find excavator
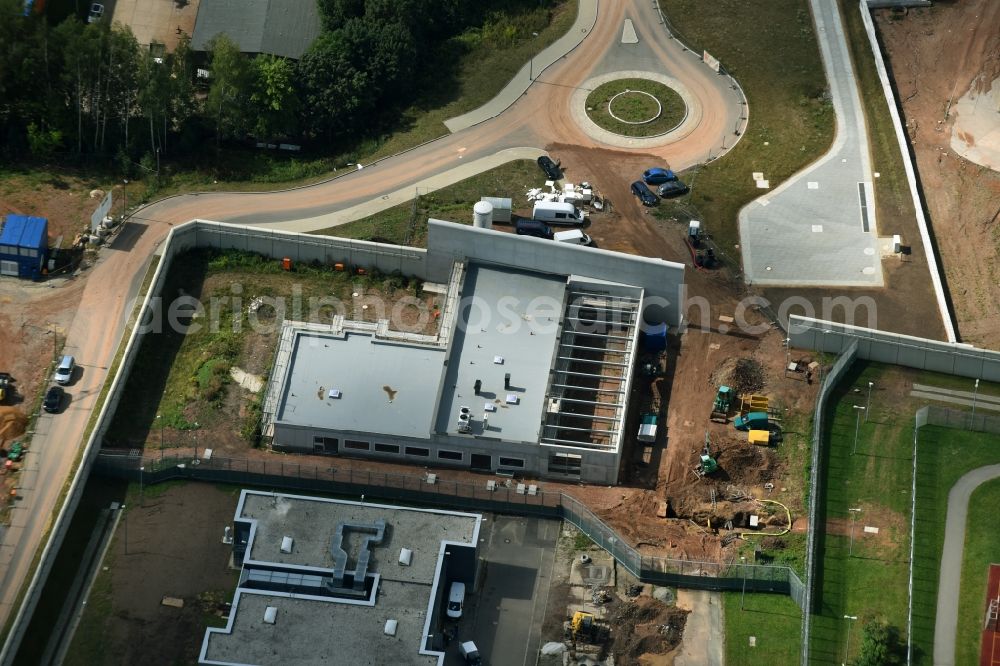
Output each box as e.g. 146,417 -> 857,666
710,385 -> 731,423
694,432 -> 719,477
566,611 -> 609,655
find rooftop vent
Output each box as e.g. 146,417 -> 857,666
384,619 -> 398,636
264,606 -> 277,624
328,389 -> 342,399
399,548 -> 413,566
280,536 -> 294,554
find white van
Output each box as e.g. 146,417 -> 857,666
532,201 -> 586,226
554,229 -> 592,245
446,581 -> 466,619
54,355 -> 75,385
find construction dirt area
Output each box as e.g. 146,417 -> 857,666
875,1 -> 1000,349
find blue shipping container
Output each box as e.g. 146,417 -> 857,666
0,214 -> 48,279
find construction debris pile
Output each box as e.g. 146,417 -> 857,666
526,181 -> 605,211
606,598 -> 688,664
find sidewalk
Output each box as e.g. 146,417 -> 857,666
246,147 -> 545,233
443,0 -> 600,133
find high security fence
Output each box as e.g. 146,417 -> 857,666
800,340 -> 859,664
916,404 -> 1000,436
94,451 -> 805,605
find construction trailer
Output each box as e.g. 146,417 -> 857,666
0,215 -> 48,278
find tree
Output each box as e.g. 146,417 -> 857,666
852,620 -> 904,666
205,34 -> 252,147
249,55 -> 298,139
297,31 -> 371,139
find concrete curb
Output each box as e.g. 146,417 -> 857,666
858,2 -> 956,342
251,147 -> 547,233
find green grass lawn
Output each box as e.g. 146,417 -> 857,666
313,160 -> 541,246
955,480 -> 1000,666
585,78 -> 686,137
656,0 -> 834,253
810,361 -> 1000,665
724,591 -> 802,665
910,426 -> 1000,664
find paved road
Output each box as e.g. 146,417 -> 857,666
0,1 -> 739,655
933,465 -> 1000,666
739,0 -> 882,288
674,589 -> 724,666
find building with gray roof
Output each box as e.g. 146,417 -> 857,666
258,220 -> 685,484
200,490 -> 481,665
191,0 -> 321,59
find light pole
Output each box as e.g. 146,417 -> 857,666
139,466 -> 144,508
157,414 -> 163,463
122,503 -> 128,555
193,422 -> 199,460
852,406 -> 866,455
971,378 -> 980,428
121,179 -> 128,219
843,614 -> 858,665
865,382 -> 874,421
848,507 -> 862,556
740,556 -> 748,610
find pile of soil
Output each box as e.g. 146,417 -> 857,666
708,357 -> 766,396
0,407 -> 28,443
607,597 -> 689,663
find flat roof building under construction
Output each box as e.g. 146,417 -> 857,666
260,223 -> 684,485
200,490 -> 482,666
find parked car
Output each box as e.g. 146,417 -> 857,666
43,386 -> 64,413
630,181 -> 658,207
87,2 -> 104,22
554,229 -> 592,245
54,355 -> 75,385
642,167 -> 677,185
657,180 -> 690,198
537,155 -> 562,181
515,219 -> 554,239
447,582 -> 466,619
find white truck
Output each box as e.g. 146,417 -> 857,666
531,201 -> 586,226
553,229 -> 592,245
459,640 -> 482,665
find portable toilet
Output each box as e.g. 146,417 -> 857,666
642,322 -> 668,353
0,215 -> 48,278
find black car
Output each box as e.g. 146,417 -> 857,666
43,385 -> 64,413
537,155 -> 562,180
515,219 -> 554,239
657,180 -> 690,198
630,181 -> 658,207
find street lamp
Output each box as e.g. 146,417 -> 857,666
122,503 -> 128,555
193,422 -> 199,460
971,378 -> 980,428
121,179 -> 128,219
848,507 -> 862,556
865,382 -> 874,421
740,556 -> 748,610
843,614 -> 858,665
852,406 -> 866,455
157,414 -> 163,463
139,466 -> 145,508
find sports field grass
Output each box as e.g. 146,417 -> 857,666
723,591 -> 802,665
809,360 -> 1000,665
910,427 -> 1000,663
955,480 -> 1000,666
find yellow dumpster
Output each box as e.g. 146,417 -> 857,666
748,430 -> 770,446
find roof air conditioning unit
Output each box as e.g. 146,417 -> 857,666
398,548 -> 413,566
280,536 -> 293,553
264,606 -> 277,624
384,619 -> 398,636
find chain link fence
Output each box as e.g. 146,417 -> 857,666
917,404 -> 1000,435
800,340 -> 859,664
97,451 -> 805,603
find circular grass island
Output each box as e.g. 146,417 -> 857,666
585,78 -> 687,137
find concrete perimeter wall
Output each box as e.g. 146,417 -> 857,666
426,220 -> 686,326
789,315 -> 1000,381
857,1 -> 955,342
189,220 -> 427,277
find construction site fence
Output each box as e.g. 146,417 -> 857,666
800,340 -> 860,665
93,451 -> 805,604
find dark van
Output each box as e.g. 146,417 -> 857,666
515,219 -> 553,239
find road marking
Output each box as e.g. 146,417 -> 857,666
858,182 -> 870,232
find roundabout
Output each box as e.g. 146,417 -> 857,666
572,71 -> 703,149
586,78 -> 687,137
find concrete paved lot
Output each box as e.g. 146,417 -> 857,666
738,0 -> 883,288
444,515 -> 560,666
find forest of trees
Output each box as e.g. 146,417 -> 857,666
0,0 -> 556,170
